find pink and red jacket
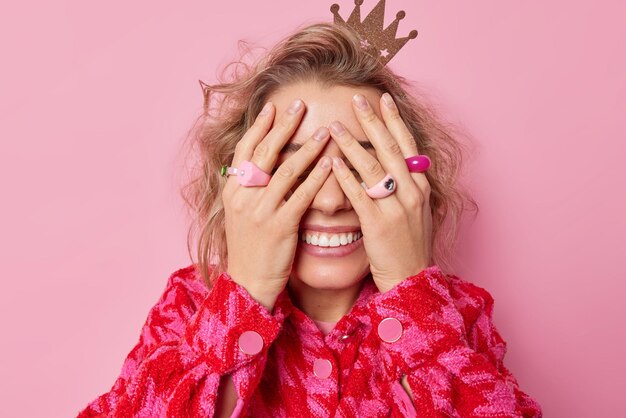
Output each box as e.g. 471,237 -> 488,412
77,264 -> 542,417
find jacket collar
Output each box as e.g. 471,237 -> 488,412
272,275 -> 380,338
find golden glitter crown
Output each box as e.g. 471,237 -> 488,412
330,0 -> 418,65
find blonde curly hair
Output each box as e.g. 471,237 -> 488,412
179,22 -> 478,287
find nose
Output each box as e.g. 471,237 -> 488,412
309,169 -> 353,215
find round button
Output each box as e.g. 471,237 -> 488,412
238,330 -> 264,355
378,317 -> 403,343
313,358 -> 333,379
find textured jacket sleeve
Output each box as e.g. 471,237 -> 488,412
367,265 -> 543,418
76,268 -> 286,418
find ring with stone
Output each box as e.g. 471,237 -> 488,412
361,173 -> 396,199
221,160 -> 271,187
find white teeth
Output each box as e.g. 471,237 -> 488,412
318,235 -> 329,247
301,231 -> 362,247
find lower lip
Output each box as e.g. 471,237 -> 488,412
298,235 -> 364,257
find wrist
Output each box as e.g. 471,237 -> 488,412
373,264 -> 430,293
368,265 -> 463,373
186,272 -> 286,375
247,287 -> 279,312
226,272 -> 281,312
373,280 -> 397,294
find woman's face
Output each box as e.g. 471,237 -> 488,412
268,81 -> 383,291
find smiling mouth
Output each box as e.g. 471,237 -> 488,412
299,230 -> 363,247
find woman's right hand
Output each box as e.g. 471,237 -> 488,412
222,99 -> 332,312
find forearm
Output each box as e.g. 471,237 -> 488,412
78,271 -> 286,417
369,265 -> 542,417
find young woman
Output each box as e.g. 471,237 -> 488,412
77,22 -> 542,417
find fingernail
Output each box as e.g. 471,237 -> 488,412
320,156 -> 331,168
382,93 -> 396,110
313,127 -> 329,141
332,157 -> 345,168
288,99 -> 303,114
329,121 -> 345,135
259,102 -> 272,115
352,94 -> 369,110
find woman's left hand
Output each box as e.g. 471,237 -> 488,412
328,92 -> 433,293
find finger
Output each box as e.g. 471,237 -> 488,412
226,101 -> 275,192
329,120 -> 408,210
265,127 -> 331,206
380,92 -> 431,193
231,101 -> 275,168
379,93 -> 419,157
351,93 -> 424,207
249,98 -> 306,173
280,155 -> 332,217
352,94 -> 414,175
329,155 -> 378,218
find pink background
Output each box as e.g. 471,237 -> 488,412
1,0 -> 624,416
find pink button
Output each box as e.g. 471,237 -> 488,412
313,358 -> 333,379
378,317 -> 403,343
238,330 -> 264,355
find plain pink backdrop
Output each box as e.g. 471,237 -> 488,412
1,0 -> 624,416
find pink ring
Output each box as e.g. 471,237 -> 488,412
234,160 -> 271,187
405,155 -> 431,173
362,173 -> 396,199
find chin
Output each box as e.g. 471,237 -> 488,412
290,244 -> 371,290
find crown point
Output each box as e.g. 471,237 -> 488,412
330,0 -> 418,65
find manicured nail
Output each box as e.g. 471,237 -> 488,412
288,99 -> 303,114
320,156 -> 331,168
259,102 -> 272,115
332,157 -> 345,168
329,121 -> 345,135
352,94 -> 369,110
382,93 -> 396,110
313,127 -> 330,141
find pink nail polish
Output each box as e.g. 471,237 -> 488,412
352,94 -> 369,110
313,127 -> 329,141
259,102 -> 272,115
332,157 -> 345,168
382,93 -> 396,109
330,121 -> 345,135
288,99 -> 303,114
